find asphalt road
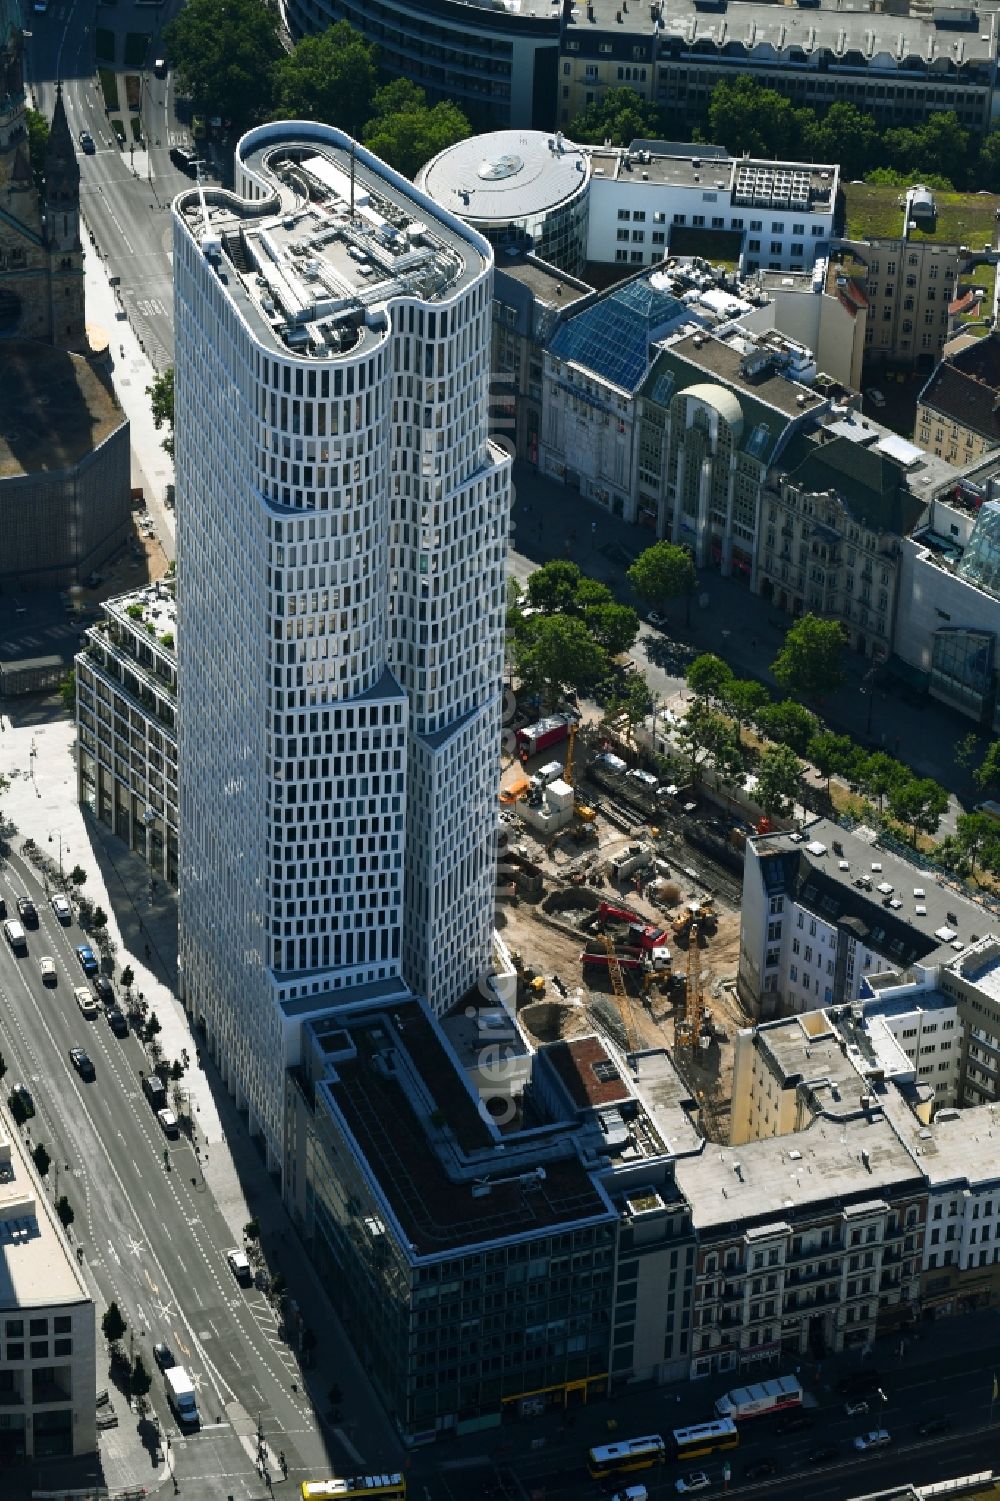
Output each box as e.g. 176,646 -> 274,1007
25,0 -> 188,371
0,848 -> 337,1495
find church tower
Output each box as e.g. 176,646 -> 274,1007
43,83 -> 84,348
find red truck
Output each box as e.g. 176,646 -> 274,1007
516,715 -> 570,760
581,940 -> 670,973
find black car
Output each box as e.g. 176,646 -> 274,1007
152,1341 -> 175,1371
808,1445 -> 839,1465
0,896 -> 6,919
916,1417 -> 952,1438
93,975 -> 115,1007
69,1046 -> 96,1081
170,145 -> 199,175
776,1412 -> 813,1434
17,897 -> 38,927
107,1008 -> 128,1038
743,1458 -> 778,1482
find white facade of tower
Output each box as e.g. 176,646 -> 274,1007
173,123 -> 510,1166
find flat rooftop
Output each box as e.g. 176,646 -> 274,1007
176,127 -> 487,361
0,1113 -> 89,1309
419,130 -> 590,225
105,582 -> 176,656
947,936 -> 1000,1002
495,253 -> 593,307
586,146 -> 837,209
675,1108 -> 922,1231
886,1095 -> 1000,1189
754,817 -> 994,968
844,183 -> 1000,246
0,342 -> 126,480
754,1013 -> 862,1101
322,1001 -> 613,1256
662,329 -> 823,418
544,1035 -> 632,1111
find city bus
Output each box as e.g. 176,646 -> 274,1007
672,1418 -> 740,1462
300,1477 -> 406,1500
586,1434 -> 667,1479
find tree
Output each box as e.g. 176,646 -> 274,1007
59,669 -> 76,713
31,1142 -> 50,1179
802,101 -> 880,182
980,129 -> 1000,193
91,906 -> 108,929
131,1354 -> 152,1400
628,541 -> 697,622
888,777 -> 950,842
146,367 -> 175,460
771,614 -> 845,698
244,1217 -> 261,1241
678,701 -> 743,780
755,700 -> 818,756
515,615 -> 608,709
25,108 -> 49,193
955,811 -> 1000,874
569,86 -> 663,147
708,76 -> 805,158
583,602 -> 639,657
7,1088 -> 29,1127
854,750 -> 908,811
55,1195 -> 74,1231
954,731 -> 982,773
755,743 -> 803,819
604,673 -> 654,746
102,1302 -> 127,1345
69,865 -> 87,887
883,111 -> 969,183
686,653 -> 732,707
120,965 -> 135,991
807,731 -> 856,795
162,0 -> 283,129
272,22 -> 378,135
363,81 -> 470,178
721,679 -> 769,742
975,741 -> 1000,792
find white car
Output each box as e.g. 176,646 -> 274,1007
676,1475 -> 711,1495
50,893 -> 71,922
39,956 -> 57,985
226,1248 -> 252,1285
157,1109 -> 179,1139
853,1430 -> 891,1451
845,1399 -> 869,1417
74,985 -> 98,1018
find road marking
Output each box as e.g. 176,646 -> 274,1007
107,1240 -> 121,1266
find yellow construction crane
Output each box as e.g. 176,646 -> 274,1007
564,721 -> 577,787
676,921 -> 703,1049
603,932 -> 639,1054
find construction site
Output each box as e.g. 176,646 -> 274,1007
496,710 -> 758,1145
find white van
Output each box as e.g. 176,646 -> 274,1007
3,919 -> 27,953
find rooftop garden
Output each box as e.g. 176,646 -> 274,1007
844,183 -> 1000,247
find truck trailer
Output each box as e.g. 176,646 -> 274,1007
516,716 -> 570,760
715,1375 -> 803,1421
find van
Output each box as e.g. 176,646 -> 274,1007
141,1072 -> 167,1109
3,919 -> 27,953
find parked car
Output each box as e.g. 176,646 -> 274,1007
69,1047 -> 95,1080
74,986 -> 98,1019
153,1341 -> 175,1371
107,1007 -> 129,1038
226,1248 -> 252,1285
9,1083 -> 34,1118
157,1109 -> 180,1139
611,1488 -> 648,1501
51,893 -> 71,922
93,975 -> 115,1007
916,1417 -> 952,1438
170,144 -> 199,175
676,1476 -> 711,1495
75,944 -> 98,975
853,1430 -> 891,1452
743,1458 -> 777,1481
3,919 -> 27,953
17,897 -> 38,927
865,388 -> 886,407
39,956 -> 57,986
807,1445 -> 838,1465
845,1400 -> 869,1417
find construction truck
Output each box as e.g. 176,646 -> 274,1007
674,898 -> 717,941
516,715 -> 570,760
581,940 -> 670,974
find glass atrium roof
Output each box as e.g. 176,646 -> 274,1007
549,277 -> 688,392
956,499 -> 1000,601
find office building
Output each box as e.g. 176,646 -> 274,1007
173,124 -> 510,1169
284,0 -> 562,131
916,333 -> 1000,463
0,1108 -> 96,1462
75,581 -> 179,885
559,0 -> 1000,136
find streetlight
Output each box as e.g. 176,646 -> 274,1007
47,828 -> 67,884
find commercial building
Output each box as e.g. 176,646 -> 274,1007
739,257 -> 868,393
0,1108 -> 96,1462
417,130 -> 591,277
559,0 -> 1000,136
285,0 -> 562,131
173,124 -> 510,1169
837,183 -> 999,369
737,816 -> 990,1021
916,333 -> 1000,463
75,581 -> 178,885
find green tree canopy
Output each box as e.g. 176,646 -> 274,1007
604,672 -> 654,745
131,1354 -> 152,1399
31,1142 -> 50,1179
883,112 -> 970,182
854,750 -> 908,810
685,653 -> 732,706
802,102 -> 879,182
755,700 -> 818,756
525,559 -> 584,614
807,730 -> 856,794
102,1302 -> 127,1345
755,743 -> 803,818
888,777 -> 949,841
272,22 -> 378,134
955,811 -> 1000,874
707,76 -> 805,158
515,615 -> 608,708
627,541 -> 697,615
163,0 -> 283,128
363,81 -> 470,178
721,678 -> 770,740
568,86 -> 663,147
678,700 -> 743,780
979,130 -> 1000,193
26,108 -> 49,193
975,741 -> 1000,791
147,367 -> 174,460
583,602 -> 640,657
771,614 -> 845,698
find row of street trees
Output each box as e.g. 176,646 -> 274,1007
569,77 -> 998,192
162,6 -> 471,176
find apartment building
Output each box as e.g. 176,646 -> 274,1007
939,937 -> 1000,1107
558,0 -> 1000,136
738,817 -> 988,1021
75,581 -> 178,885
739,258 -> 868,393
173,125 -> 510,1169
916,334 -> 1000,463
837,183 -> 998,369
756,421 -> 928,660
0,1109 -> 95,1462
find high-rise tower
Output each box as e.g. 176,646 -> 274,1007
174,124 -> 510,1168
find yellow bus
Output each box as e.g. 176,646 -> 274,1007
586,1434 -> 666,1479
300,1476 -> 406,1500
